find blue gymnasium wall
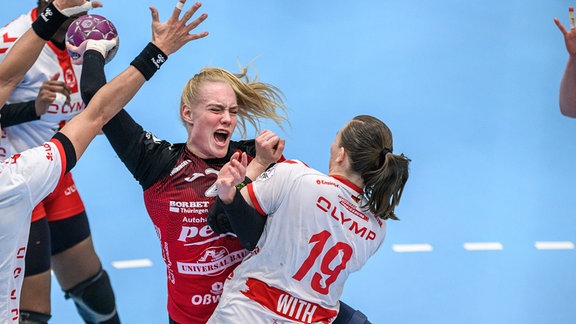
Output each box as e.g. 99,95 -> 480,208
3,1 -> 576,323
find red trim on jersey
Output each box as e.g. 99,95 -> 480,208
330,174 -> 362,194
241,277 -> 337,323
49,138 -> 67,181
247,183 -> 266,216
31,7 -> 38,21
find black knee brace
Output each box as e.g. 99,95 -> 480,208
64,269 -> 120,324
19,310 -> 51,324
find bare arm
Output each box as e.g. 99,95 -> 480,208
0,0 -> 101,108
555,10 -> 576,117
60,0 -> 208,161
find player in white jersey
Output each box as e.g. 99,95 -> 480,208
209,115 -> 411,323
0,1 -> 119,322
0,1 -> 209,322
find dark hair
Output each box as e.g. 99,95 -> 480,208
339,115 -> 410,220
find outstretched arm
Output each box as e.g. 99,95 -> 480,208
0,0 -> 101,108
59,0 -> 208,161
555,7 -> 576,117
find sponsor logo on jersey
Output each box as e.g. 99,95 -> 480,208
170,159 -> 191,176
317,196 -> 377,241
257,165 -> 276,181
315,179 -> 339,188
64,184 -> 77,196
46,100 -> 84,115
177,247 -> 247,276
338,195 -> 368,221
241,278 -> 337,323
189,281 -> 225,306
169,200 -> 209,214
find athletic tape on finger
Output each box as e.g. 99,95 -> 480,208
60,2 -> 95,17
54,92 -> 67,106
176,2 -> 184,10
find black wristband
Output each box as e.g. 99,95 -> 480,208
130,42 -> 168,81
31,3 -> 69,41
235,176 -> 252,190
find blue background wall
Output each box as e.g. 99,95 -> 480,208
3,1 -> 576,323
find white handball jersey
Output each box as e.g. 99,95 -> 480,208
0,139 -> 67,322
208,160 -> 386,324
0,8 -> 84,154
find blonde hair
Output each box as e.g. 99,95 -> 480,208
180,64 -> 288,137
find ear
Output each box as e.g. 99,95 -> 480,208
335,146 -> 346,163
181,104 -> 193,124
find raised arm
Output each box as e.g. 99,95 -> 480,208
0,0 -> 101,108
59,0 -> 208,161
555,7 -> 576,118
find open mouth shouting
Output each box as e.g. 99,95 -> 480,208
214,130 -> 230,146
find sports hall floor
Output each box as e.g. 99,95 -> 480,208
3,1 -> 576,323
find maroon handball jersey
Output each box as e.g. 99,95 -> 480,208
102,110 -> 257,323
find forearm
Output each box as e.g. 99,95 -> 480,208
219,189 -> 266,251
80,50 -> 107,105
0,29 -> 46,106
559,55 -> 576,117
0,101 -> 38,127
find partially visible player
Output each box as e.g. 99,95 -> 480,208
555,6 -> 576,117
208,115 -> 410,323
0,0 -> 208,322
0,1 -> 121,322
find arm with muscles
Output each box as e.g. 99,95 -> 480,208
0,0 -> 101,108
1,74 -> 70,127
555,9 -> 576,117
60,0 -> 208,161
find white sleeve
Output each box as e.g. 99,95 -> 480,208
1,141 -> 65,208
248,160 -> 304,215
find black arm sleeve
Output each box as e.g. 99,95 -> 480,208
218,190 -> 266,251
80,50 -> 107,105
0,101 -> 38,127
102,110 -> 181,190
52,132 -> 77,174
82,48 -> 178,190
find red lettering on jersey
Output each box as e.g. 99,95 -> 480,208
10,289 -> 17,300
11,308 -> 18,321
13,267 -> 22,279
16,247 -> 25,259
241,278 -> 337,323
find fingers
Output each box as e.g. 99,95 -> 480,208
149,6 -> 159,24
555,18 -> 568,35
276,139 -> 286,155
49,73 -> 60,81
172,0 -> 187,20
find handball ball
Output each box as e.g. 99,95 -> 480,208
66,14 -> 119,64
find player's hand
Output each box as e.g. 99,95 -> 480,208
53,0 -> 102,17
254,129 -> 285,169
149,0 -> 209,56
36,73 -> 70,116
555,7 -> 576,56
216,152 -> 248,204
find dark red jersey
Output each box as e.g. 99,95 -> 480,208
102,110 -> 257,323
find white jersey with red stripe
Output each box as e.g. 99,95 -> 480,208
0,139 -> 66,322
208,160 -> 386,324
0,8 -> 84,154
